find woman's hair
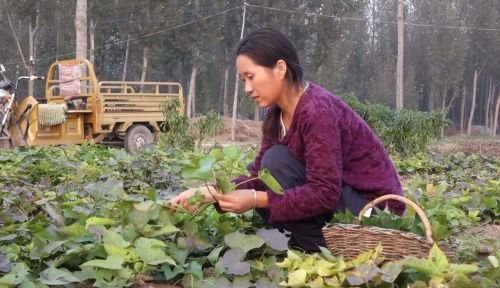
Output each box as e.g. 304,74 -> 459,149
236,27 -> 303,143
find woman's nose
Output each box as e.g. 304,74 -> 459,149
244,82 -> 253,94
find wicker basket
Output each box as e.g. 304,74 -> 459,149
322,194 -> 450,261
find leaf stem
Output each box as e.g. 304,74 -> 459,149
233,176 -> 259,188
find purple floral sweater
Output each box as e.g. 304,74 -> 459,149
233,83 -> 405,223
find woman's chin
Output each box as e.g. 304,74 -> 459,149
255,101 -> 271,108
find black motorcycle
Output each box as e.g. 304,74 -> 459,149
0,64 -> 44,142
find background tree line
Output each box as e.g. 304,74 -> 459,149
0,0 -> 498,135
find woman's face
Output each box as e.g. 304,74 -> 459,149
236,55 -> 286,108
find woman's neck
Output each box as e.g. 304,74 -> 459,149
277,82 -> 304,123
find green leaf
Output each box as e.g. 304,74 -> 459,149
184,261 -> 203,280
181,154 -> 217,181
449,263 -> 477,274
429,244 -> 449,271
403,257 -> 437,276
287,250 -> 306,261
380,261 -> 403,283
319,246 -> 337,262
39,267 -> 80,285
165,242 -> 188,265
81,255 -> 124,270
187,190 -> 206,206
317,259 -> 336,277
430,220 -> 451,241
308,277 -> 326,288
162,264 -> 184,280
134,237 -> 176,266
488,255 -> 499,268
103,244 -> 139,262
57,222 -> 88,238
103,231 -> 130,248
223,146 -> 241,158
85,217 -> 115,229
147,188 -> 157,202
149,224 -> 180,237
84,179 -> 126,201
132,201 -> 154,212
258,169 -> 284,195
286,268 -> 307,287
216,175 -> 237,194
207,246 -> 224,265
484,197 -> 498,209
0,263 -> 28,286
224,232 -> 265,255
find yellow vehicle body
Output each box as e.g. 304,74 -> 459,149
6,59 -> 184,154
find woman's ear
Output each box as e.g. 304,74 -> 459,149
274,59 -> 287,80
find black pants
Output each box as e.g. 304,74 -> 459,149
254,145 -> 370,252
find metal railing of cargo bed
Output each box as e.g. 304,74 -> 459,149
98,81 -> 183,114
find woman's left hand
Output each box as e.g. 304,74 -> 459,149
212,189 -> 257,214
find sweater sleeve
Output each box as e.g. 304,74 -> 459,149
266,108 -> 342,223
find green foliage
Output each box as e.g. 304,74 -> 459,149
159,100 -> 195,150
193,111 -> 223,149
341,92 -> 450,155
0,144 -> 498,287
277,243 -> 478,287
160,101 -> 224,151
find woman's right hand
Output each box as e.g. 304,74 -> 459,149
167,186 -> 217,213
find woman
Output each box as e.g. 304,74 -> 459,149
170,28 -> 405,252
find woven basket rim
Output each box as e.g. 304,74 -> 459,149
322,223 -> 431,243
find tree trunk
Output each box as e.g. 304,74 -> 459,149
186,67 -> 197,118
488,85 -> 500,128
122,13 -> 133,81
122,38 -> 130,81
75,0 -> 88,60
484,78 -> 492,128
217,67 -> 225,114
140,46 -> 148,92
28,13 -> 39,97
5,0 -> 28,70
222,51 -> 230,117
89,0 -> 96,66
254,106 -> 260,121
440,84 -> 448,138
460,84 -> 466,131
89,18 -> 96,67
428,85 -> 435,111
396,0 -> 404,110
192,75 -> 196,118
493,91 -> 500,137
56,14 -> 60,61
231,4 -> 247,141
467,70 -> 478,136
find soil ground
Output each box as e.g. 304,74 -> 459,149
204,117 -> 262,148
429,136 -> 500,157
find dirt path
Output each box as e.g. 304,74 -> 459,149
429,137 -> 500,157
205,117 -> 261,148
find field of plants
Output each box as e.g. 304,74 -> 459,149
0,142 -> 498,287
0,98 -> 497,287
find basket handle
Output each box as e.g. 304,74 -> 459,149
357,194 -> 434,244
